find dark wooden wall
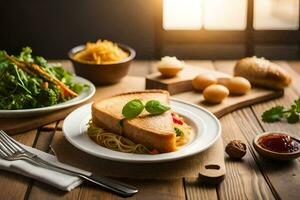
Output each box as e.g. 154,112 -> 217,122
1,0 -> 299,60
0,0 -> 156,59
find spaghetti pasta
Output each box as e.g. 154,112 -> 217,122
87,112 -> 191,154
172,113 -> 191,147
87,120 -> 150,154
73,40 -> 129,64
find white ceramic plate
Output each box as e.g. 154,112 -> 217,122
0,76 -> 96,118
63,98 -> 221,163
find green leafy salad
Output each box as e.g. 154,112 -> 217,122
0,47 -> 87,109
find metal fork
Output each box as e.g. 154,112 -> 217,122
0,130 -> 138,197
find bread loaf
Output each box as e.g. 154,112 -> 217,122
234,57 -> 291,90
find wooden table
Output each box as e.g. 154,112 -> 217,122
1,60 -> 300,200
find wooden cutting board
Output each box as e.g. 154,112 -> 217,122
51,132 -> 226,181
146,65 -> 284,117
146,64 -> 232,95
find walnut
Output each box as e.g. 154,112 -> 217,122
225,140 -> 247,159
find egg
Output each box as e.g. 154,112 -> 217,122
227,77 -> 251,95
203,84 -> 229,104
156,56 -> 184,78
192,74 -> 217,91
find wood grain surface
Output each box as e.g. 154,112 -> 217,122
0,60 -> 299,200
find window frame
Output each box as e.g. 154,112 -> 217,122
154,0 -> 300,58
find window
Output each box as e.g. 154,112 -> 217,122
156,0 -> 300,59
163,0 -> 202,30
254,0 -> 299,30
163,0 -> 247,30
204,0 -> 247,30
163,0 -> 299,30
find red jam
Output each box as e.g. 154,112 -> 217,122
258,133 -> 300,153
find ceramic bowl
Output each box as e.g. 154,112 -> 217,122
253,131 -> 300,161
68,43 -> 135,85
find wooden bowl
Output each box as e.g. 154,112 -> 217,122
68,43 -> 135,85
253,132 -> 300,161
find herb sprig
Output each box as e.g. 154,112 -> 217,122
262,97 -> 300,123
121,99 -> 170,119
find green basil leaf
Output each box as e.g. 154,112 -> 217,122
122,99 -> 144,119
145,100 -> 170,115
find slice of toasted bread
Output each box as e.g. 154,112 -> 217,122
92,90 -> 176,153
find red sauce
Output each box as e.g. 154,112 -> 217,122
171,112 -> 183,125
149,149 -> 159,155
258,133 -> 300,153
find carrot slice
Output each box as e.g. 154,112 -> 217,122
5,53 -> 78,97
31,63 -> 78,97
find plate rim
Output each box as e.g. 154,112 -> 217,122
63,98 -> 221,163
0,76 -> 96,115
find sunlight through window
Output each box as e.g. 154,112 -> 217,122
204,0 -> 247,30
163,0 -> 299,31
254,0 -> 299,30
163,0 -> 202,30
